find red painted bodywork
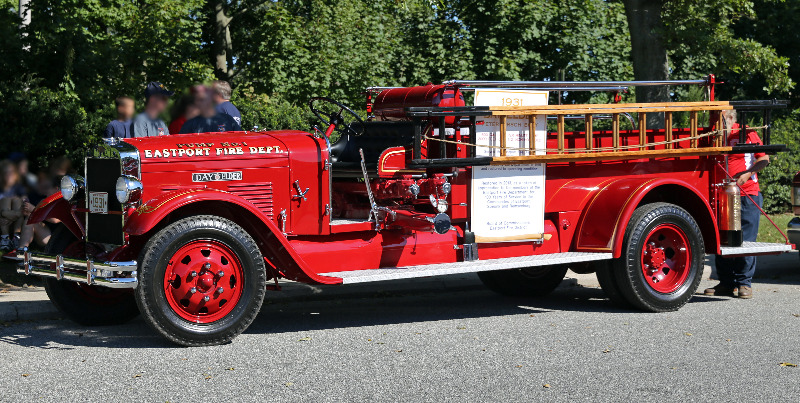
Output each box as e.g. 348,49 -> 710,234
30,97 -> 734,286
373,84 -> 465,124
27,192 -> 85,239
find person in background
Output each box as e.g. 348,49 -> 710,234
48,155 -> 72,179
131,82 -> 174,137
705,109 -> 770,299
211,81 -> 241,127
8,152 -> 36,189
179,86 -> 241,134
0,160 -> 26,252
168,86 -> 204,134
104,96 -> 135,138
19,171 -> 60,252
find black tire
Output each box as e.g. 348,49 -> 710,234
595,260 -> 631,308
136,215 -> 266,346
611,202 -> 704,312
43,226 -> 139,326
478,265 -> 568,297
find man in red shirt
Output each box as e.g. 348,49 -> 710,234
705,110 -> 770,299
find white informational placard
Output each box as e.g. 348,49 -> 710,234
471,90 -> 548,242
473,90 -> 548,156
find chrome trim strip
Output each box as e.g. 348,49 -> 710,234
16,248 -> 138,289
94,139 -> 141,178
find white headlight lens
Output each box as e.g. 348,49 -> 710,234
115,176 -> 143,204
60,175 -> 78,201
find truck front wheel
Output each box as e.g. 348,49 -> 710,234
43,225 -> 139,326
611,202 -> 704,312
136,216 -> 267,346
478,265 -> 568,297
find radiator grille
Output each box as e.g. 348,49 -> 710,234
85,158 -> 124,245
227,182 -> 274,218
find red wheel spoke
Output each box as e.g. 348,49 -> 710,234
163,240 -> 244,323
640,224 -> 691,294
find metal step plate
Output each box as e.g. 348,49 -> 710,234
320,252 -> 612,284
718,241 -> 794,256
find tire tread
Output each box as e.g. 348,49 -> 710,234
614,202 -> 704,312
136,215 -> 266,346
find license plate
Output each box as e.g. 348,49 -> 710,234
89,192 -> 108,214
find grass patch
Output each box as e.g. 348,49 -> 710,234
758,213 -> 794,244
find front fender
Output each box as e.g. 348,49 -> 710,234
575,178 -> 717,257
28,192 -> 85,240
124,189 -> 342,285
123,188 -> 263,235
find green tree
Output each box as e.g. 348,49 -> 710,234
22,0 -> 214,110
733,0 -> 800,106
759,113 -> 800,213
622,0 -> 793,103
440,0 -> 634,104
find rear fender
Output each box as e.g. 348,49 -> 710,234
28,192 -> 85,239
575,178 -> 718,257
125,189 -> 341,285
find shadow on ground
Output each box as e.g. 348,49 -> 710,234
0,252 -> 795,350
0,276 -> 721,350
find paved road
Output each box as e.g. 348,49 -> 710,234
1,254 -> 799,402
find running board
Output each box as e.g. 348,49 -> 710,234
319,252 -> 612,284
718,241 -> 794,257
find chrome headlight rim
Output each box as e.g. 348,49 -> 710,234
60,175 -> 84,201
115,175 -> 143,204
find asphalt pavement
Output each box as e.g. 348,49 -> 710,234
1,253 -> 799,402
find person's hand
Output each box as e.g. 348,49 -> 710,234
23,201 -> 36,216
732,171 -> 751,186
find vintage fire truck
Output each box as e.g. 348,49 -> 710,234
15,77 -> 794,346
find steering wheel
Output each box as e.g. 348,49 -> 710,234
309,97 -> 365,137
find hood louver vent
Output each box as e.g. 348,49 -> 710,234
227,182 -> 274,218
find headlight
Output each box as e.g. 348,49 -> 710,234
60,175 -> 83,201
115,176 -> 143,204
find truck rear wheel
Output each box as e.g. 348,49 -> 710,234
595,260 -> 631,308
478,265 -> 568,297
136,216 -> 266,346
44,226 -> 139,326
611,202 -> 704,312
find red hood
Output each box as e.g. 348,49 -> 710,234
122,130 -> 307,163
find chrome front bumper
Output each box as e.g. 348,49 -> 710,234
15,248 -> 138,289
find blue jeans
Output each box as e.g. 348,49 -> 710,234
715,193 -> 763,287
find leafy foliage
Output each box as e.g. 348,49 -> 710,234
661,0 -> 794,100
230,87 -> 315,131
0,77 -> 102,168
0,0 -> 798,212
759,113 -> 800,213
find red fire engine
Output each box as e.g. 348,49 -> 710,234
15,77 -> 794,346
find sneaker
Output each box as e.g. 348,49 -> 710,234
738,285 -> 753,299
11,234 -> 20,250
0,236 -> 9,252
703,283 -> 737,297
